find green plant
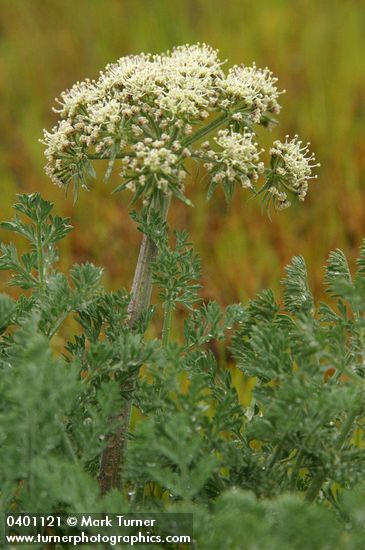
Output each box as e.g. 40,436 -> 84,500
42,44 -> 319,493
1,44 -> 364,549
1,193 -> 365,548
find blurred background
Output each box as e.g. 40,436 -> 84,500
1,0 -> 365,312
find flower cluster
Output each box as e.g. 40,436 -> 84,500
119,135 -> 190,203
266,136 -> 320,209
202,129 -> 264,199
43,120 -> 91,188
42,43 -> 317,210
98,43 -> 224,119
219,64 -> 283,123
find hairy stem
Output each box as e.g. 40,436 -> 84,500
36,222 -> 45,289
162,301 -> 173,347
98,193 -> 170,494
182,112 -> 230,148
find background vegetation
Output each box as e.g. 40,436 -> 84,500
1,0 -> 364,310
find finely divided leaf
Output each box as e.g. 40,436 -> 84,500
282,256 -> 313,315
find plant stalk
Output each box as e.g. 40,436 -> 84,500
162,301 -> 173,347
98,193 -> 170,494
98,112 -> 231,494
36,222 -> 45,289
182,112 -> 230,147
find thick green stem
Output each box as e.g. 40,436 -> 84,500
182,112 -> 230,148
162,301 -> 173,347
98,193 -> 170,494
305,406 -> 360,503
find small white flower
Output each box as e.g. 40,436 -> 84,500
204,128 -> 264,192
270,135 -> 320,201
120,136 -> 186,199
43,120 -> 75,157
97,53 -> 154,97
126,181 -> 136,192
53,79 -> 98,118
219,63 -> 284,121
268,186 -> 291,210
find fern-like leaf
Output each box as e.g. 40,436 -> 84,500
325,249 -> 352,297
282,256 -> 313,315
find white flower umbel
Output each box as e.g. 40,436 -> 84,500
43,120 -> 80,187
41,44 -> 288,204
270,135 -> 320,203
53,79 -> 99,118
157,43 -> 224,119
119,135 -> 187,203
219,64 -> 284,123
42,43 -> 316,213
203,128 -> 264,200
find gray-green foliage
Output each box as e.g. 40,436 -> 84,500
1,194 -> 365,549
